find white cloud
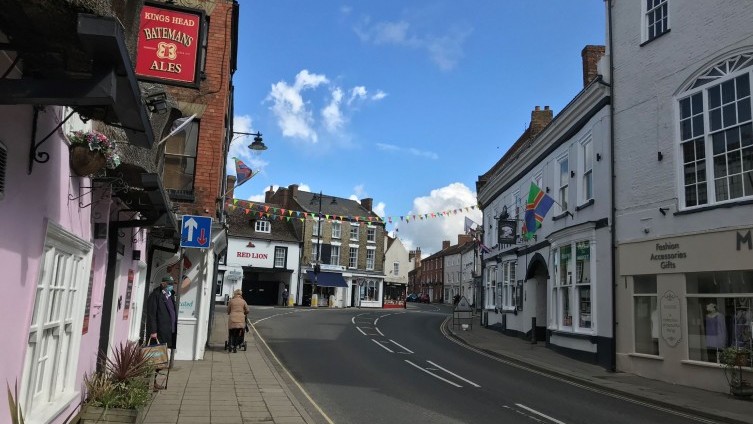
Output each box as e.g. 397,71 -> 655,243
371,90 -> 387,101
266,70 -> 386,141
227,115 -> 269,177
354,17 -> 472,71
266,69 -> 329,142
349,86 -> 367,104
322,87 -> 344,132
372,201 -> 386,218
376,142 -> 438,160
392,183 -> 481,255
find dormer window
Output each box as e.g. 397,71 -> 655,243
255,220 -> 271,233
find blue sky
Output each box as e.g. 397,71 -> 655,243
229,1 -> 606,254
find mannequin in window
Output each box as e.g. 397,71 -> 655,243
705,303 -> 727,362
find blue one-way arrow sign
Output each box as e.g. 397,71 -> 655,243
181,215 -> 212,249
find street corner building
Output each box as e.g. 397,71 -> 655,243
476,44 -> 613,369
610,0 -> 753,394
0,0 -> 239,422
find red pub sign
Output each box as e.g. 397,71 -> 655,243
135,3 -> 203,86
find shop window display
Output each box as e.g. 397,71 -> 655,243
686,271 -> 752,366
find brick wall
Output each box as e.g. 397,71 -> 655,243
167,0 -> 235,218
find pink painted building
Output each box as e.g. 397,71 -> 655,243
0,4 -> 175,422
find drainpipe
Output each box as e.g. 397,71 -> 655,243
607,0 -> 617,372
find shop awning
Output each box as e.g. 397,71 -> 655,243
306,271 -> 347,288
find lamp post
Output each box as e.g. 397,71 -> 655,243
309,191 -> 336,306
232,131 -> 268,151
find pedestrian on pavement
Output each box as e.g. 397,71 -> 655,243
146,275 -> 178,349
282,287 -> 288,306
228,289 -> 249,353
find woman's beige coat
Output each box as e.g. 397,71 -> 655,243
227,295 -> 249,330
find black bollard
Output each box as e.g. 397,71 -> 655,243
531,317 -> 537,344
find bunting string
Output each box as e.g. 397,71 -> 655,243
225,198 -> 477,225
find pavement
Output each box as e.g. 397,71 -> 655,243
140,305 -> 752,424
444,313 -> 753,424
141,306 -> 315,424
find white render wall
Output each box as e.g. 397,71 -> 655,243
612,1 -> 753,242
481,104 -> 612,340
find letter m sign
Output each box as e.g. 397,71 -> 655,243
737,230 -> 752,251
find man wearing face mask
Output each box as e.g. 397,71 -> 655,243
146,275 -> 178,349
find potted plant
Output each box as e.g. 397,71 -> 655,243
79,341 -> 154,423
68,130 -> 121,176
720,345 -> 753,399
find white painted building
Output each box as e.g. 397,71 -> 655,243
610,0 -> 753,392
460,243 -> 480,307
477,45 -> 613,368
217,207 -> 301,307
383,234 -> 411,308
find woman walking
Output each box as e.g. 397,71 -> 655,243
227,289 -> 249,353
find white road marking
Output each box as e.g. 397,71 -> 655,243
356,327 -> 367,336
251,309 -> 312,325
351,316 -> 356,324
426,360 -> 481,387
439,316 -> 717,424
389,339 -> 414,354
372,339 -> 394,353
375,327 -> 384,336
515,404 -> 566,424
405,360 -> 462,388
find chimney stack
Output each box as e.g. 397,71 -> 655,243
442,240 -> 451,250
581,45 -> 605,87
529,105 -> 553,135
225,175 -> 236,202
265,185 -> 274,203
360,198 -> 373,212
457,234 -> 472,245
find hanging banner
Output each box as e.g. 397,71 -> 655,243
135,2 -> 204,87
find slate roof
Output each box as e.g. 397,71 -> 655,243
293,190 -> 381,223
226,203 -> 300,243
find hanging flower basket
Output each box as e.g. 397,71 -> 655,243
70,145 -> 107,176
68,130 -> 122,176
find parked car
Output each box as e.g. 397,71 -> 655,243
418,293 -> 430,303
406,293 -> 418,302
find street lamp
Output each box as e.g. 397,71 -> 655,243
310,191 -> 336,305
232,131 -> 268,151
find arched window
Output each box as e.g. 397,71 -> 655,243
678,52 -> 753,208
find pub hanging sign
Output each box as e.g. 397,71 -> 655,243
135,2 -> 204,87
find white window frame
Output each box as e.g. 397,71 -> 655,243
641,0 -> 669,43
676,59 -> 753,210
366,226 -> 376,242
485,265 -> 497,309
581,136 -> 594,204
350,223 -> 359,241
312,218 -> 322,237
366,248 -> 376,270
349,246 -> 358,268
500,260 -> 517,310
557,154 -> 569,213
331,221 -> 341,239
329,245 -> 340,266
274,246 -> 286,268
22,222 -> 92,422
255,220 -> 271,233
393,262 -> 399,275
